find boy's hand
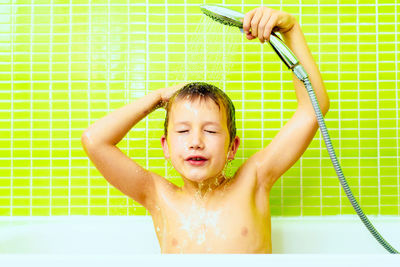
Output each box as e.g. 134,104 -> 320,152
241,7 -> 296,43
159,82 -> 189,108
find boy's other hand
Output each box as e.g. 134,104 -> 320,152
159,82 -> 189,108
241,7 -> 295,43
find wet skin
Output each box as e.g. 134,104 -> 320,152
149,168 -> 272,253
152,98 -> 272,253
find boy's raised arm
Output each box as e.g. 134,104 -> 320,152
242,7 -> 330,190
81,83 -> 186,211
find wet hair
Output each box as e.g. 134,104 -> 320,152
164,82 -> 236,145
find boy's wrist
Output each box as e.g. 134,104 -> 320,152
156,82 -> 189,109
281,20 -> 300,39
149,88 -> 165,111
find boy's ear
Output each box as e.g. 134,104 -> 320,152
160,135 -> 170,159
228,136 -> 240,160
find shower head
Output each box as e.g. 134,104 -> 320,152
200,4 -> 307,80
200,4 -> 244,29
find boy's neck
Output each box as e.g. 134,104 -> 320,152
182,173 -> 228,200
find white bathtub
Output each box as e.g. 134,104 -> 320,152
0,215 -> 399,266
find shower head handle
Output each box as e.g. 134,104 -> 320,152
268,33 -> 300,70
200,4 -> 302,71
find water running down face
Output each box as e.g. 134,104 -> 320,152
161,97 -> 240,196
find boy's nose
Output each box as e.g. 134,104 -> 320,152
190,142 -> 204,150
188,132 -> 204,150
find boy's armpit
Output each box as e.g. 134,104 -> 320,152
250,109 -> 319,190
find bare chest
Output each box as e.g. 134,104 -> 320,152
151,187 -> 271,253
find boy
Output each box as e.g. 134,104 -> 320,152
81,7 -> 329,253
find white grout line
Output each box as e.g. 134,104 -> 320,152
29,0 -> 33,216
375,0 -> 381,214
337,0 -> 342,215
145,0 -> 150,215
357,0 -> 361,215
318,0 -> 322,216
396,1 -> 399,216
299,0 -> 304,216
49,0 -> 53,216
107,0 -> 111,215
240,0 -> 245,212
10,0 -> 14,217
88,0 -> 92,215
280,0 -> 284,216
68,0 -> 72,216
126,0 -> 130,216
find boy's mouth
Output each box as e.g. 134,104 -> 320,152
185,156 -> 208,166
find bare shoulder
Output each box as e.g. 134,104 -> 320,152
227,155 -> 262,192
146,172 -> 180,213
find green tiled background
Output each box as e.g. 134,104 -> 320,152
0,0 -> 399,216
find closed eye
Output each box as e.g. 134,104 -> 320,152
206,130 -> 217,134
177,130 -> 188,133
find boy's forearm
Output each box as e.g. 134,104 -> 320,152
281,21 -> 330,114
82,89 -> 163,146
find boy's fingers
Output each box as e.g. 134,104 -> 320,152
246,33 -> 256,40
263,14 -> 277,41
250,8 -> 263,38
258,15 -> 270,42
242,8 -> 257,34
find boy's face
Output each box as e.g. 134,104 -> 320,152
161,97 -> 239,184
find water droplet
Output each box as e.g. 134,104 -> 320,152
197,232 -> 206,245
214,177 -> 219,186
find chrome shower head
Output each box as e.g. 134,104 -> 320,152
200,4 -> 244,29
200,4 -> 308,80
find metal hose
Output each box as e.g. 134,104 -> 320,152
302,77 -> 399,254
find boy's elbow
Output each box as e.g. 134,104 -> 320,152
322,98 -> 330,116
81,129 -> 95,149
81,128 -> 116,149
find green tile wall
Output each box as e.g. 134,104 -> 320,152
0,0 -> 399,216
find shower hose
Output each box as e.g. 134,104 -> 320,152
297,70 -> 399,254
198,2 -> 398,253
